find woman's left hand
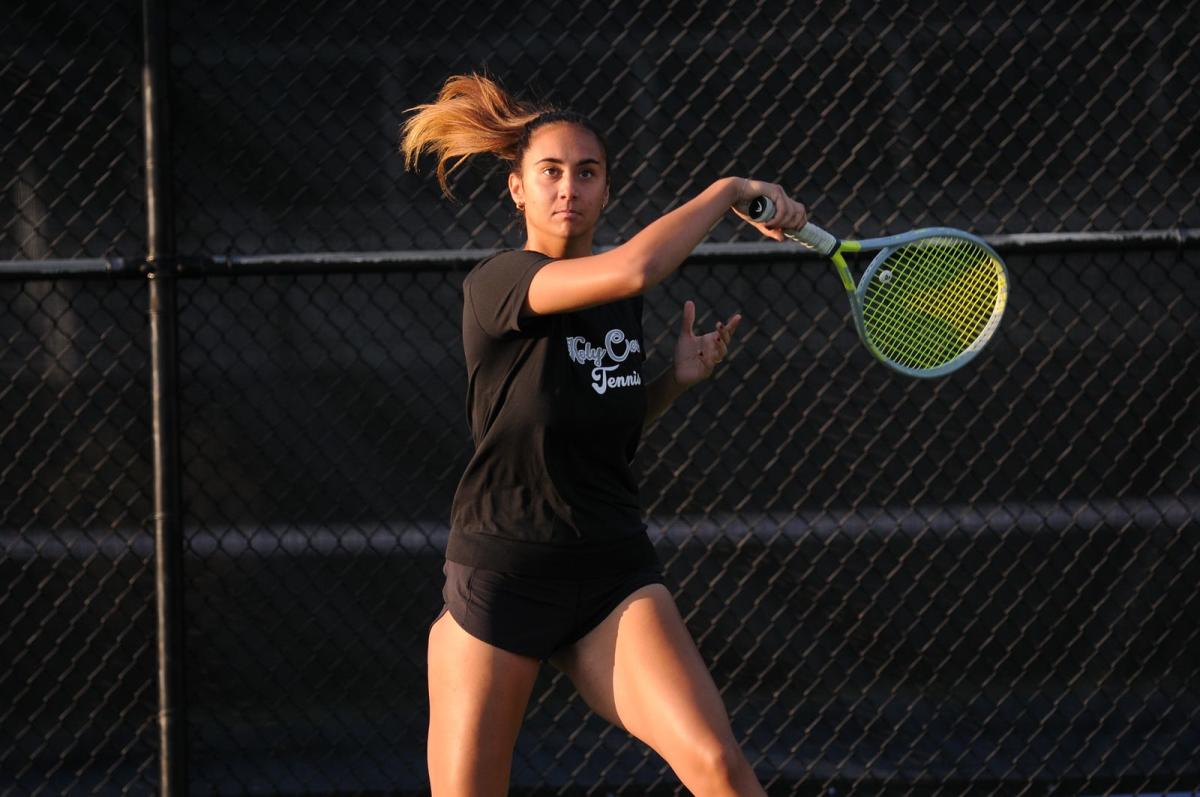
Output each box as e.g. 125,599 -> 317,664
673,300 -> 742,387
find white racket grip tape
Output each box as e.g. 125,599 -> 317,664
747,195 -> 839,255
786,223 -> 839,256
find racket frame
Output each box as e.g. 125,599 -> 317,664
844,229 -> 1008,378
749,196 -> 1008,377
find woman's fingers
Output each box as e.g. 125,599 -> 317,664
732,178 -> 807,239
709,313 -> 742,362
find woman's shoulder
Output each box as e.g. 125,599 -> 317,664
469,247 -> 553,275
464,248 -> 555,299
462,249 -> 558,337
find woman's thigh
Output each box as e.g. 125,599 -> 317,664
549,584 -> 760,792
426,607 -> 541,796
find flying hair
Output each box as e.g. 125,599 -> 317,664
400,73 -> 547,198
400,73 -> 608,199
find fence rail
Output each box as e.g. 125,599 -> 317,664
7,226 -> 1200,279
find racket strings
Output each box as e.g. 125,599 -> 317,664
861,237 -> 1006,371
869,241 -> 1000,364
868,245 -> 994,362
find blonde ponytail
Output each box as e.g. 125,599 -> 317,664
400,73 -> 548,198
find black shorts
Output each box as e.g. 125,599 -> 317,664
435,560 -> 666,660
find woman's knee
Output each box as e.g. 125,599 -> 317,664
674,736 -> 757,795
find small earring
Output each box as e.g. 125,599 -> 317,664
516,201 -> 525,211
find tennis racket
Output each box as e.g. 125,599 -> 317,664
749,196 -> 1009,378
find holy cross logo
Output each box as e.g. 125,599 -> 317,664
565,329 -> 643,395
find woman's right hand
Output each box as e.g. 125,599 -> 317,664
729,178 -> 807,242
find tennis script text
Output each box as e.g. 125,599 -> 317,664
566,330 -> 642,395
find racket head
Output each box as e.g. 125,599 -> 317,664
849,228 -> 1009,378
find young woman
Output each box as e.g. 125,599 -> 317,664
401,73 -> 806,796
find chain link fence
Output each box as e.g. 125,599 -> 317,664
0,275 -> 157,794
3,0 -> 1198,794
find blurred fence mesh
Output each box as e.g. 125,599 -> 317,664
0,276 -> 157,795
2,0 -> 1198,794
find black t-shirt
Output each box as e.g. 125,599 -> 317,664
447,249 -> 659,577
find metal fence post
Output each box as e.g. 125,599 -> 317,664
142,0 -> 187,793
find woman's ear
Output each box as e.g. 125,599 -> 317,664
508,172 -> 525,211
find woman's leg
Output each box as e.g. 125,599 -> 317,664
427,608 -> 542,796
549,584 -> 766,796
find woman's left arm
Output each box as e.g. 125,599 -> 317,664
644,300 -> 742,428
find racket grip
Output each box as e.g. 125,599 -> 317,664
747,195 -> 839,255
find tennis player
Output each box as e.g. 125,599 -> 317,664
401,73 -> 806,796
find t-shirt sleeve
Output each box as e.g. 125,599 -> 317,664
465,249 -> 554,338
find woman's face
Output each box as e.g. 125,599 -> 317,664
509,122 -> 609,253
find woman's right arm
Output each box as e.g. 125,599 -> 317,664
524,177 -> 807,316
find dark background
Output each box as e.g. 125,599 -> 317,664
1,0 -> 1198,794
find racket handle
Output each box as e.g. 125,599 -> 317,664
747,195 -> 839,255
747,195 -> 776,223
